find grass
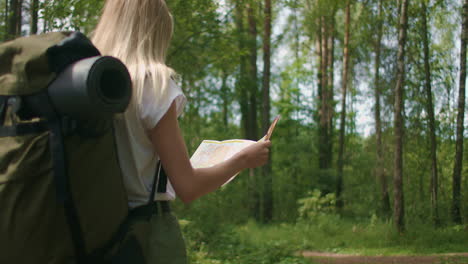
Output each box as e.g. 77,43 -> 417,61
180,214 -> 468,264
236,216 -> 468,256
182,215 -> 468,264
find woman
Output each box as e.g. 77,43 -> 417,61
92,0 -> 271,263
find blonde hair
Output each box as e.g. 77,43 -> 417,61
92,0 -> 174,111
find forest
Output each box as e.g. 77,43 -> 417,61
1,0 -> 467,263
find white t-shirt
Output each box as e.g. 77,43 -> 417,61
114,78 -> 186,208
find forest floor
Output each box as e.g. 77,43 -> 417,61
301,251 -> 468,264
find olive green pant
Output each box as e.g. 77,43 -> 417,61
146,211 -> 188,264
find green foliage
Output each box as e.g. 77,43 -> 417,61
41,0 -> 103,34
183,220 -> 314,264
298,190 -> 336,220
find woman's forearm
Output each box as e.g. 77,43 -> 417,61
180,153 -> 246,203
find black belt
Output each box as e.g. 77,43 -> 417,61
129,201 -> 171,220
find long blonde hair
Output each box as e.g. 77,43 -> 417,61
92,0 -> 174,111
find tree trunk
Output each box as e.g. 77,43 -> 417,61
7,0 -> 20,40
235,1 -> 249,139
452,0 -> 467,225
315,14 -> 323,129
30,0 -> 38,35
221,70 -> 229,129
247,2 -> 258,141
393,0 -> 409,234
3,0 -> 8,41
421,0 -> 440,226
318,12 -> 334,171
236,0 -> 260,220
15,0 -> 21,35
318,13 -> 331,171
247,1 -> 261,221
337,0 -> 351,210
327,10 -> 336,171
261,0 -> 273,223
374,0 -> 391,217
327,1 -> 337,167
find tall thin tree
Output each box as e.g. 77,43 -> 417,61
337,0 -> 351,210
261,0 -> 273,222
235,1 -> 250,140
7,0 -> 20,40
221,70 -> 229,129
15,0 -> 21,35
247,2 -> 259,141
316,0 -> 335,173
2,0 -> 8,41
327,4 -> 337,171
30,0 -> 38,35
421,0 -> 440,226
452,0 -> 467,224
374,0 -> 391,217
393,0 -> 409,233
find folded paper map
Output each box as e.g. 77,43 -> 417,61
190,115 -> 280,186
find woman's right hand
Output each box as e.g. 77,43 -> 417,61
236,140 -> 272,169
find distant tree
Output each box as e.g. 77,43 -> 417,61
373,0 -> 391,218
261,0 -> 273,222
234,0 -> 260,220
246,1 -> 259,141
393,0 -> 410,233
420,0 -> 440,226
313,0 -> 337,173
7,0 -> 22,40
30,0 -> 38,35
221,70 -> 229,129
337,0 -> 351,210
234,0 -> 250,141
1,0 -> 7,41
452,0 -> 467,224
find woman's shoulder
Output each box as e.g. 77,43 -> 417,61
139,76 -> 186,130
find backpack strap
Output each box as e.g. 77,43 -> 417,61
25,92 -> 87,262
89,160 -> 169,262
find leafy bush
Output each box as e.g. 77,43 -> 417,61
297,189 -> 336,220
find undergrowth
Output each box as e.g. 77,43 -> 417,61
179,214 -> 468,264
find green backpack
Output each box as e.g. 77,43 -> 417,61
0,32 -> 147,264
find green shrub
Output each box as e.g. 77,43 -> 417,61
297,189 -> 336,220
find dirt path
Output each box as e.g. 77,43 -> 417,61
301,251 -> 468,264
